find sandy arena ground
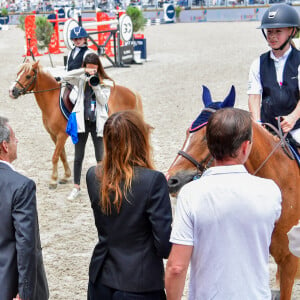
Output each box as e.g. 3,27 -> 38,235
0,21 -> 299,299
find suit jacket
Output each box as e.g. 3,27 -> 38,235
0,162 -> 49,300
86,166 -> 172,293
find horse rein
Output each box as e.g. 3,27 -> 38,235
15,69 -> 37,95
253,119 -> 294,175
178,150 -> 214,178
177,107 -> 293,178
177,107 -> 215,179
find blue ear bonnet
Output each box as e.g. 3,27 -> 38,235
189,102 -> 222,132
189,85 -> 236,133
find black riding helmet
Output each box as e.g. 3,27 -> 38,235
258,4 -> 300,50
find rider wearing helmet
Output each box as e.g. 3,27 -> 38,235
60,26 -> 94,108
66,26 -> 92,71
248,4 -> 300,145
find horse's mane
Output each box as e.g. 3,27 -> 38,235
18,61 -> 43,75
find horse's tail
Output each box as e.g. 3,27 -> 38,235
133,91 -> 154,130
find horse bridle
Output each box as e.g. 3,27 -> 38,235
177,107 -> 216,178
176,107 -> 294,178
14,68 -> 61,95
178,150 -> 214,178
15,68 -> 37,95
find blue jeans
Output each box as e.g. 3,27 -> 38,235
88,280 -> 166,300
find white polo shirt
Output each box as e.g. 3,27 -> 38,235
170,165 -> 282,300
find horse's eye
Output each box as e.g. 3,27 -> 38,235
26,75 -> 31,79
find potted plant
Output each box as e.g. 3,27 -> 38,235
126,6 -> 147,33
175,6 -> 182,23
18,15 -> 26,31
35,16 -> 54,66
1,7 -> 8,16
125,6 -> 148,62
0,7 -> 9,25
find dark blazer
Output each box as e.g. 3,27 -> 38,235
0,162 -> 49,300
86,166 -> 172,293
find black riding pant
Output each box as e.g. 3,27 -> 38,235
74,120 -> 103,185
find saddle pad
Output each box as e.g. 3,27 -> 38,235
59,87 -> 70,120
289,143 -> 300,167
59,87 -> 109,120
59,84 -> 75,120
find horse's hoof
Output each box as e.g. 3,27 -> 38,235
49,183 -> 57,190
271,290 -> 280,300
59,178 -> 68,184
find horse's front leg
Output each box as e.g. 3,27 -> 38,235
50,149 -> 59,189
59,146 -> 71,184
49,133 -> 68,189
276,254 -> 298,300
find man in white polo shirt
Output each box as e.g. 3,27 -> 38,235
165,108 -> 282,300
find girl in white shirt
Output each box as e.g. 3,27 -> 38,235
248,4 -> 300,144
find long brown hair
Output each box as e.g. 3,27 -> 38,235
98,111 -> 154,214
83,53 -> 114,83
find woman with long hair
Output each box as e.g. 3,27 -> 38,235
86,110 -> 172,300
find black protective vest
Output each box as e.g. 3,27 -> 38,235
260,47 -> 300,130
67,46 -> 88,71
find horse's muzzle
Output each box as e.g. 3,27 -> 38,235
9,87 -> 21,99
167,170 -> 197,196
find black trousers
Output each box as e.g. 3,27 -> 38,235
88,279 -> 166,300
74,120 -> 103,185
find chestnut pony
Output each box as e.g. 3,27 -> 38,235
166,86 -> 300,300
9,60 -> 143,189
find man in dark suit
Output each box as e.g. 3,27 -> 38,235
0,116 -> 49,300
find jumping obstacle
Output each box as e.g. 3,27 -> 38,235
23,10 -> 133,67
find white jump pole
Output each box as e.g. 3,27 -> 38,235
83,20 -> 119,28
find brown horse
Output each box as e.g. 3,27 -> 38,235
166,86 -> 300,300
9,60 -> 143,189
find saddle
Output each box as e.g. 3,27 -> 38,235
59,83 -> 75,120
286,134 -> 300,167
264,123 -> 300,167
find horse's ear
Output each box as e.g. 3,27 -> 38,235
202,85 -> 212,107
221,85 -> 235,108
32,60 -> 40,68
